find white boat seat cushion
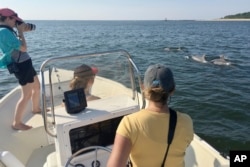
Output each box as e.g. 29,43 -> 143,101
0,151 -> 24,167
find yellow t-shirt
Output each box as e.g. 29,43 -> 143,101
116,109 -> 193,167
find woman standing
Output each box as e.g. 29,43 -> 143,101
107,64 -> 194,167
0,8 -> 41,130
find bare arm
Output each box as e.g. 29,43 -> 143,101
16,24 -> 27,52
107,133 -> 132,167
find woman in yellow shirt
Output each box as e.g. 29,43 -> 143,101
107,64 -> 193,167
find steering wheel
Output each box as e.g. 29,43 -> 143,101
65,146 -> 112,167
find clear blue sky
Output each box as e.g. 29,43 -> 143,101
1,0 -> 250,20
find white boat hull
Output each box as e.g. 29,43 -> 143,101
0,50 -> 229,167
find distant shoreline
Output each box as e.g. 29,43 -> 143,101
212,18 -> 250,21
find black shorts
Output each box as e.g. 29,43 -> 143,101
14,59 -> 37,86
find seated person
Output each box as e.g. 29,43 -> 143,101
69,64 -> 100,101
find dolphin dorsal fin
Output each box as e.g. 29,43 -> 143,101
220,55 -> 225,59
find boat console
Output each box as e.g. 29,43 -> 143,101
53,95 -> 139,166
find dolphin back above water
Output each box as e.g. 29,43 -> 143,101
191,54 -> 208,63
190,54 -> 231,66
211,55 -> 231,65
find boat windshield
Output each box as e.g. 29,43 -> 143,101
40,50 -> 144,136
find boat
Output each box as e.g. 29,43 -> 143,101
0,50 -> 229,167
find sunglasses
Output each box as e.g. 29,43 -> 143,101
9,14 -> 18,20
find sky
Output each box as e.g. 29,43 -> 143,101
1,0 -> 250,21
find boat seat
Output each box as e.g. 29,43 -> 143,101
0,151 -> 24,167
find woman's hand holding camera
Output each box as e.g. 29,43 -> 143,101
16,23 -> 25,33
15,23 -> 27,52
16,23 -> 29,33
14,21 -> 35,51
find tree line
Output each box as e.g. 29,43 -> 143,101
223,12 -> 250,19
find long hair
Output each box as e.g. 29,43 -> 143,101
69,76 -> 93,90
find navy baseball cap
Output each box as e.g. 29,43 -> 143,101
144,64 -> 175,93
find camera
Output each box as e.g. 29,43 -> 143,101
16,20 -> 36,31
24,23 -> 36,31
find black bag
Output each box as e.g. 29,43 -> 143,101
7,50 -> 21,74
7,62 -> 19,74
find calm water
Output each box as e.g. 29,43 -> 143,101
1,20 -> 250,156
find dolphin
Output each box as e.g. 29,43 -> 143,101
191,54 -> 208,63
211,55 -> 231,65
164,46 -> 183,52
